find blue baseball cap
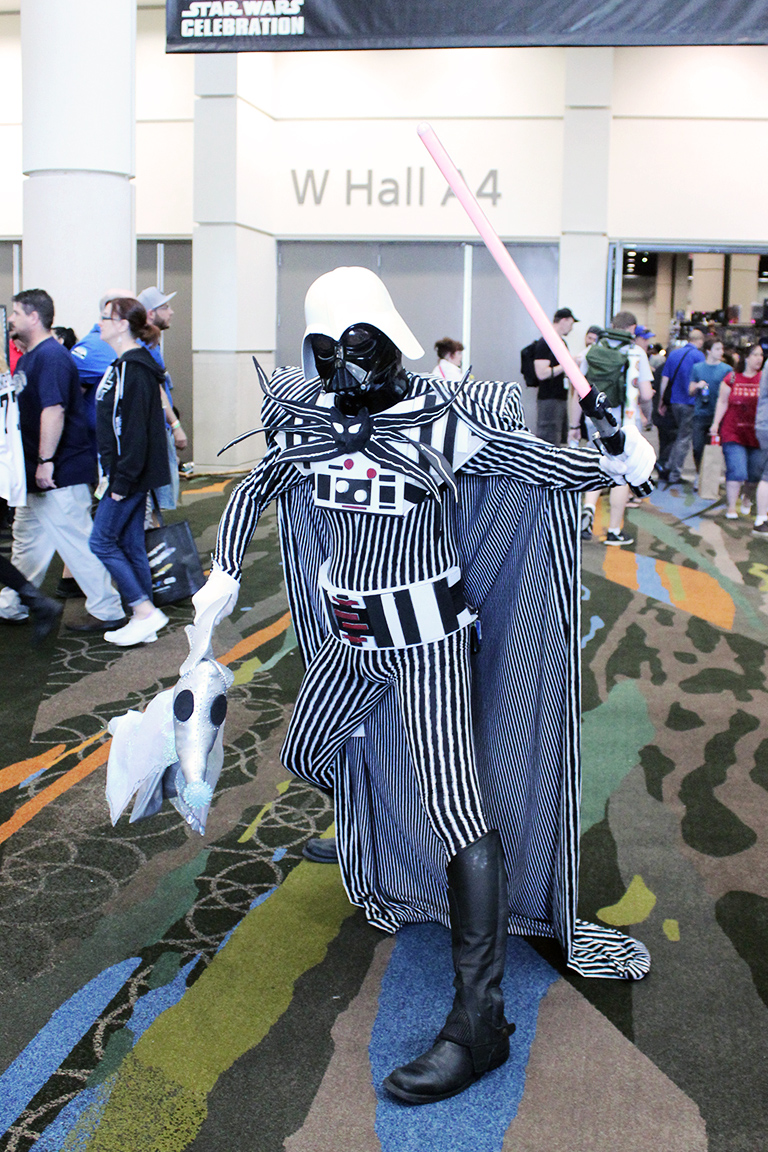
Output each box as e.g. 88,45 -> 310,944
634,325 -> 656,340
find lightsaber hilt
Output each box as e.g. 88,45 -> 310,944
579,387 -> 653,498
579,387 -> 624,453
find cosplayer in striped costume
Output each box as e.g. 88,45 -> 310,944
193,267 -> 655,1104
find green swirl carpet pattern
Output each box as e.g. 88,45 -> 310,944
1,479 -> 767,1152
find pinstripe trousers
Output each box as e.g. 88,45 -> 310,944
282,626 -> 488,857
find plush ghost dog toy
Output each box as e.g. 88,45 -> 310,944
105,612 -> 233,834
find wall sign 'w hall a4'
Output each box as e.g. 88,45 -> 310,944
166,0 -> 768,50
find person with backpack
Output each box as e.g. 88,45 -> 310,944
580,311 -> 654,546
657,328 -> 705,484
522,307 -> 578,445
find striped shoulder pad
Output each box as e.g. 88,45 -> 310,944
425,373 -> 528,435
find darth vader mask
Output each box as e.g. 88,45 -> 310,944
310,323 -> 409,415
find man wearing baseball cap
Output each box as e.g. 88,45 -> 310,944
137,286 -> 187,507
633,324 -> 655,345
531,307 -> 578,445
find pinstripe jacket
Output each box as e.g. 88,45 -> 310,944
214,368 -> 650,979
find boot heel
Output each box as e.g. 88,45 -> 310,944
471,1028 -> 511,1075
487,1032 -> 512,1071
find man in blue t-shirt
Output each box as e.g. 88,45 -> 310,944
657,329 -> 705,483
0,290 -> 124,631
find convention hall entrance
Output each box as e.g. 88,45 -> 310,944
608,241 -> 768,352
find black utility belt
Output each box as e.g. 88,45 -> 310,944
319,562 -> 476,650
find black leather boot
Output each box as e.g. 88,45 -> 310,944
383,829 -> 514,1104
19,581 -> 63,643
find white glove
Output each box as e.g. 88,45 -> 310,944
599,425 -> 656,486
192,563 -> 240,627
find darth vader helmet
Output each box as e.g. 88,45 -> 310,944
302,267 -> 424,413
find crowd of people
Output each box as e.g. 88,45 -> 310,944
654,328 -> 768,534
0,284 -> 189,644
3,288 -> 766,649
523,309 -> 768,542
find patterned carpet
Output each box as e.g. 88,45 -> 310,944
1,475 -> 767,1152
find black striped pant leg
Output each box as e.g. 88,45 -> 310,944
393,629 -> 488,858
281,635 -> 391,788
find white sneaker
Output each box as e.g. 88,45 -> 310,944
104,609 -> 168,647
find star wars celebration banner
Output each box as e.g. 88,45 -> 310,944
166,0 -> 768,52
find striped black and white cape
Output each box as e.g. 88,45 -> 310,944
216,367 -> 650,980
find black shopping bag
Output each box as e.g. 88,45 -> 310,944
145,516 -> 205,606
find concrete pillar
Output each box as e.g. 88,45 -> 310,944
691,252 -> 724,314
558,48 -> 613,349
670,252 -> 691,320
729,254 -> 760,322
192,55 -> 277,473
21,0 -> 136,337
652,253 -> 674,347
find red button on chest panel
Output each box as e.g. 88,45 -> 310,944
311,452 -> 406,515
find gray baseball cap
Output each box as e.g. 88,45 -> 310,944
137,286 -> 176,312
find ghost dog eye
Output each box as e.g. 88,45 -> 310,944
210,694 -> 228,727
174,689 -> 195,722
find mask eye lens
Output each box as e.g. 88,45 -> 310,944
311,334 -> 336,359
310,334 -> 338,381
174,689 -> 194,722
343,326 -> 369,348
210,694 -> 227,727
342,325 -> 377,358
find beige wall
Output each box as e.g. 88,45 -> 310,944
609,46 -> 768,244
136,7 -> 194,236
0,21 -> 766,273
0,14 -> 21,238
0,27 -> 766,249
238,43 -> 768,249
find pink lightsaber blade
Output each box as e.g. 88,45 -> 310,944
417,122 -> 590,400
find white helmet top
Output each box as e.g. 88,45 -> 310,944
302,266 -> 424,381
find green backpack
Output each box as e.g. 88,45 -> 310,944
584,329 -> 633,409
